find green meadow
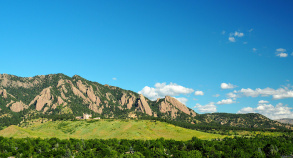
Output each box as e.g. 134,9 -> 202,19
0,119 -> 226,140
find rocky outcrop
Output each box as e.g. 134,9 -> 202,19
52,97 -> 67,109
57,79 -> 64,87
0,89 -> 7,98
86,86 -> 97,102
127,95 -> 136,109
29,87 -> 54,111
10,101 -> 28,112
119,93 -> 136,109
158,96 -> 196,118
137,94 -> 152,116
120,93 -> 127,106
76,80 -> 87,93
67,80 -> 87,100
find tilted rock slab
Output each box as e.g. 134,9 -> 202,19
29,87 -> 54,111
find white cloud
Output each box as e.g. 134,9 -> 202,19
227,92 -> 237,98
213,94 -> 220,97
228,31 -> 244,42
258,100 -> 269,104
221,83 -> 237,89
138,82 -> 194,100
252,48 -> 257,52
276,48 -> 288,58
194,102 -> 217,113
227,86 -> 293,100
273,91 -> 293,99
233,31 -> 244,37
276,48 -> 286,52
217,98 -> 236,105
239,103 -> 293,119
248,29 -> 253,32
276,53 -> 288,58
237,107 -> 255,114
229,37 -> 236,42
175,97 -> 188,105
112,77 -> 117,80
195,91 -> 204,96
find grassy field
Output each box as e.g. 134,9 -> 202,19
0,119 -> 227,140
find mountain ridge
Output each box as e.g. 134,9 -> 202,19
0,73 -> 292,130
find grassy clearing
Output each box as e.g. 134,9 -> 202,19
0,119 -> 227,140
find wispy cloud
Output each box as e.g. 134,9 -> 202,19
228,31 -> 244,42
233,31 -> 244,37
248,28 -> 253,32
258,100 -> 269,104
226,86 -> 293,100
138,82 -> 194,100
221,83 -> 237,89
238,107 -> 255,113
112,77 -> 117,80
217,98 -> 236,105
276,48 -> 288,57
229,37 -> 236,42
252,48 -> 257,52
194,102 -> 217,113
195,91 -> 204,96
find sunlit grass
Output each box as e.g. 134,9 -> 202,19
0,119 -> 227,140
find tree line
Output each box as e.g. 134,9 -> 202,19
0,135 -> 292,157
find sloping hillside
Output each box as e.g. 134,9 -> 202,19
0,120 -> 226,140
0,73 -> 291,131
0,73 -> 196,127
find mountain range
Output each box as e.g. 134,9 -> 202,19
0,73 -> 291,130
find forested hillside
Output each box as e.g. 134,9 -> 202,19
0,73 -> 292,131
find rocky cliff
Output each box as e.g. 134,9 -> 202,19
0,73 -> 196,122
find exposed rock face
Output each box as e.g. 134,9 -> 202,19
127,95 -> 136,109
6,100 -> 14,107
29,87 -> 54,111
57,79 -> 64,87
57,96 -> 65,105
86,86 -> 96,102
137,94 -> 152,116
119,93 -> 136,109
10,101 -> 28,112
0,89 -> 7,98
166,96 -> 191,114
68,80 -> 86,100
119,93 -> 127,106
158,96 -> 196,118
76,80 -> 87,93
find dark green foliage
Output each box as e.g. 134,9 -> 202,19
0,135 -> 292,157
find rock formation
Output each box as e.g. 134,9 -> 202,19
137,94 -> 152,116
29,87 -> 54,111
158,96 -> 196,118
10,101 -> 28,112
0,89 -> 7,98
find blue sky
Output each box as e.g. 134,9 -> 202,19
1,0 -> 293,119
